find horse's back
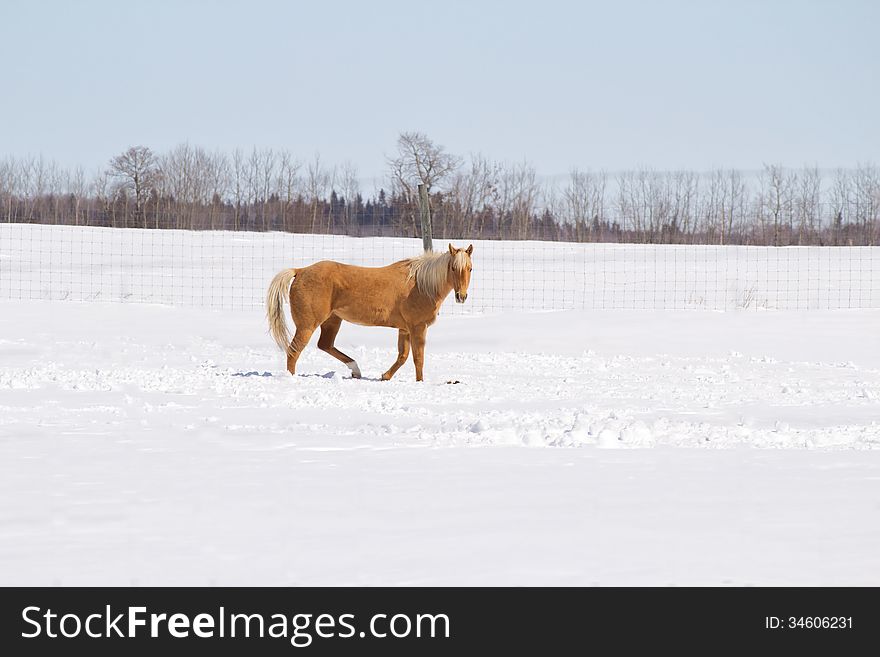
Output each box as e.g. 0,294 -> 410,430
290,259 -> 411,327
295,259 -> 406,283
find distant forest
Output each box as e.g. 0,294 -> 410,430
2,133 -> 878,245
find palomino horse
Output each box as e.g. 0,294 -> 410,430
266,243 -> 473,381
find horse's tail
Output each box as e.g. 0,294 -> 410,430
266,268 -> 298,353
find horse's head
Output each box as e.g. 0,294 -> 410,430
448,243 -> 473,303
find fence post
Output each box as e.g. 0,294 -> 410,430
418,183 -> 433,252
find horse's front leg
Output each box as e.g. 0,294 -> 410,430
410,324 -> 427,382
381,329 -> 410,381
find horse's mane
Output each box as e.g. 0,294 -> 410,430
407,250 -> 469,299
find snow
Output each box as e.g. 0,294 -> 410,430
1,224 -> 879,585
1,298 -> 879,585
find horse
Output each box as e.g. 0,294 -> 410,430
266,243 -> 473,382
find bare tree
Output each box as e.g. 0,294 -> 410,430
91,169 -> 114,226
203,149 -> 230,230
830,168 -> 851,244
388,131 -> 462,195
277,150 -> 301,231
497,161 -> 539,239
447,154 -> 500,238
669,170 -> 699,242
387,132 -> 461,235
337,161 -> 360,233
67,166 -> 87,226
853,163 -> 880,245
758,164 -> 794,245
22,156 -> 42,222
0,157 -> 16,223
563,168 -> 607,241
699,169 -> 722,243
108,146 -> 159,227
231,148 -> 248,231
305,153 -> 331,233
794,166 -> 821,244
618,167 -> 666,242
243,148 -> 278,231
719,169 -> 746,245
616,170 -> 637,239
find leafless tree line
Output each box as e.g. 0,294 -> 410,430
1,136 -> 878,245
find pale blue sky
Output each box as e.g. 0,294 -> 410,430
2,0 -> 877,180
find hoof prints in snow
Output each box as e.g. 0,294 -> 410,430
1,346 -> 878,450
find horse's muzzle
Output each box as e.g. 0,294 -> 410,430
455,292 -> 467,303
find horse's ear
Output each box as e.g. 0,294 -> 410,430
466,244 -> 473,256
448,243 -> 456,255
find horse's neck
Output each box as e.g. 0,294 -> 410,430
418,277 -> 453,307
433,280 -> 453,304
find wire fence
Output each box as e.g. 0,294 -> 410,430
1,223 -> 878,313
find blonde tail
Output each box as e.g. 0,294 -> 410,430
266,268 -> 298,354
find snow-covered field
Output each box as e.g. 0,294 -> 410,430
1,226 -> 880,585
1,301 -> 879,585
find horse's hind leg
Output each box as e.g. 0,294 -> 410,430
286,327 -> 315,375
381,330 -> 410,381
410,323 -> 427,382
317,315 -> 361,379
